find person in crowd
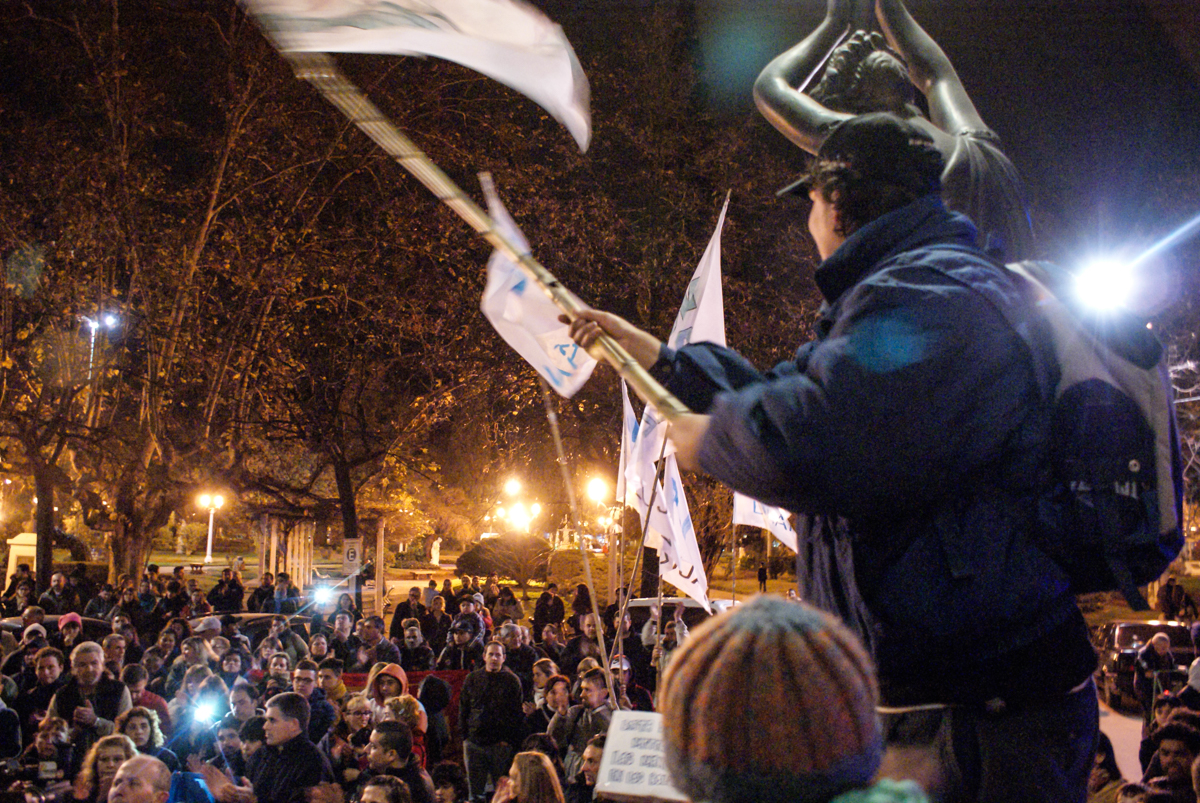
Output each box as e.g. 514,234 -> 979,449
168,664 -> 214,726
266,573 -> 301,615
399,623 -> 436,672
253,638 -> 284,678
118,624 -> 145,667
247,573 -> 275,613
208,569 -> 246,613
421,596 -> 452,657
260,616 -> 306,664
439,581 -> 459,617
107,753 -> 172,803
156,582 -> 189,622
292,659 -> 337,743
219,615 -> 252,655
258,652 -> 293,699
526,659 -> 559,712
352,616 -> 402,671
115,707 -> 179,771
153,630 -> 179,666
1138,634 -> 1178,724
328,612 -> 362,666
493,751 -> 565,803
610,657 -> 652,712
200,692 -> 335,803
459,641 -> 523,803
54,612 -> 87,654
365,664 -> 410,722
548,668 -> 612,783
168,674 -> 229,760
455,597 -> 487,644
1088,732 -> 1126,803
606,612 -> 647,685
164,636 -> 219,700
566,587 -> 590,634
517,735 -> 567,789
643,606 -> 688,677
40,572 -> 80,616
183,590 -> 214,620
14,645 -> 67,743
219,649 -> 250,689
1143,722 -> 1200,802
141,647 -> 171,698
121,664 -> 172,737
537,626 -> 563,667
72,734 -> 137,803
6,628 -> 47,693
318,658 -> 348,707
319,692 -> 373,789
658,596 -> 927,803
391,589 -> 428,642
229,679 -> 263,726
431,761 -> 469,803
310,633 -> 331,663
210,713 -> 249,778
4,564 -> 34,598
525,674 -> 569,738
497,624 -> 538,690
20,716 -> 72,780
423,581 -> 440,611
2,579 -> 35,618
436,619 -> 484,672
493,589 -> 524,627
564,735 -> 603,803
358,720 -> 435,803
417,675 -> 453,767
102,633 -> 128,676
48,641 -> 133,777
238,715 -> 267,766
381,695 -> 426,770
85,585 -> 118,620
558,615 -> 602,679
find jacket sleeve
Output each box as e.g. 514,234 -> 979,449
684,265 -> 1040,518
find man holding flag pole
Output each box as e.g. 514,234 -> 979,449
565,114 -> 1098,803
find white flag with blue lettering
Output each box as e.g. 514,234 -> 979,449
616,382 -> 639,504
732,493 -> 798,553
480,175 -> 596,396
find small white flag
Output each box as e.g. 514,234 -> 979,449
732,493 -> 798,553
479,175 -> 596,396
244,0 -> 592,150
658,455 -> 711,612
616,382 -> 639,504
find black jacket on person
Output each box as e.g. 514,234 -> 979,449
357,757 -> 435,803
248,733 -> 334,803
436,640 -> 484,672
458,667 -> 523,746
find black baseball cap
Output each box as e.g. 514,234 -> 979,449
779,112 -> 943,197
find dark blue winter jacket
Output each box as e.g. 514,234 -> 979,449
652,195 -> 1096,705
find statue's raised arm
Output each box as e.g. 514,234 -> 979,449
752,0 -> 859,155
874,0 -> 985,137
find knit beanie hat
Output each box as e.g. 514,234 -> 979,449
661,596 -> 883,803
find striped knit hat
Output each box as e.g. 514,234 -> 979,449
661,596 -> 883,803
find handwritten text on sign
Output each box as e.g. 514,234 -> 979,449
596,712 -> 687,802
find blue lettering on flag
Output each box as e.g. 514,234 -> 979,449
511,278 -> 527,295
554,342 -> 581,368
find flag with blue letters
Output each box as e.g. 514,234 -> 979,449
732,492 -> 798,552
479,175 -> 596,396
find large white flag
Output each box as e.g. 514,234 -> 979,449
658,456 -> 711,611
244,0 -> 591,150
732,493 -> 798,553
627,195 -> 731,490
479,175 -> 596,396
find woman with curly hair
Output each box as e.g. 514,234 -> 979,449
754,0 -> 1034,260
115,706 -> 179,771
72,734 -> 137,803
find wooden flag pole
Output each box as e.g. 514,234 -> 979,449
281,51 -> 690,421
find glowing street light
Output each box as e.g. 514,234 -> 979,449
1075,258 -> 1135,311
587,477 -> 608,504
504,478 -> 522,497
197,493 -> 225,564
80,314 -> 119,383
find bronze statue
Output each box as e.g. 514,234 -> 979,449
755,0 -> 1035,260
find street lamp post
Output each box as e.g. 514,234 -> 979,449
198,493 -> 225,564
80,314 -> 118,382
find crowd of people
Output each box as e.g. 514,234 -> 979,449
0,564 -> 690,803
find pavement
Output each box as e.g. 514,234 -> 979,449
1100,696 -> 1146,782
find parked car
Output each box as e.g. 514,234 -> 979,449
190,612 -> 312,649
623,596 -> 739,634
1093,620 -> 1195,709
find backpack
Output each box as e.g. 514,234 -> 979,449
1000,260 -> 1184,609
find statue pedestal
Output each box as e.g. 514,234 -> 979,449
6,532 -> 38,589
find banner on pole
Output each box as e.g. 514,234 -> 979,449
243,0 -> 592,150
732,493 -> 798,553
